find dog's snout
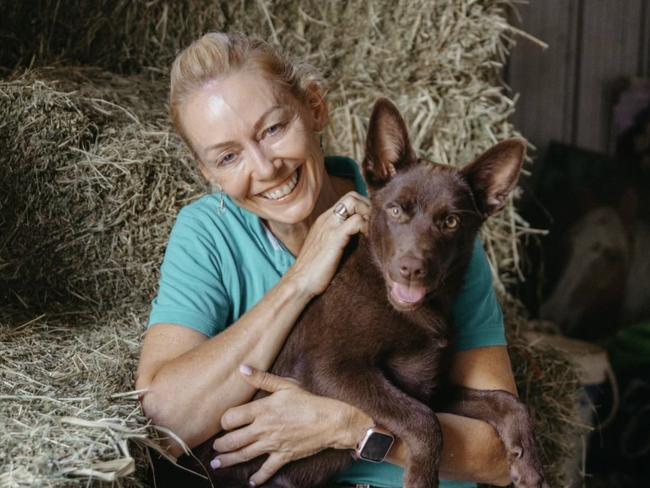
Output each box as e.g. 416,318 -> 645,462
398,256 -> 425,281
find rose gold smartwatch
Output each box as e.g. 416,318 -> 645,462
354,425 -> 395,463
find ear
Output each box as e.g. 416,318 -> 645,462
461,138 -> 527,216
362,98 -> 416,190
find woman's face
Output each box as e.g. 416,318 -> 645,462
181,69 -> 327,225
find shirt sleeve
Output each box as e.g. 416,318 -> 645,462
147,207 -> 231,337
452,238 -> 507,352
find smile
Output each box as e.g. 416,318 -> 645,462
259,166 -> 301,200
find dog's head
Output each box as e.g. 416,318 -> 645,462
362,98 -> 526,312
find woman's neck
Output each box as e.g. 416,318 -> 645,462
267,173 -> 352,256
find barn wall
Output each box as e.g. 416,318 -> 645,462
507,0 -> 650,155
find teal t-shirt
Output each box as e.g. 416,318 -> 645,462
148,156 -> 507,488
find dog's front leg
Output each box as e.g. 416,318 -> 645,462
314,368 -> 442,488
437,386 -> 548,488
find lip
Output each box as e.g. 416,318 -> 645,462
384,274 -> 432,311
255,165 -> 304,205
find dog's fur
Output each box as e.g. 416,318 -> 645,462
188,99 -> 547,487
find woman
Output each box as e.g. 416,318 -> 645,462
136,32 -> 516,488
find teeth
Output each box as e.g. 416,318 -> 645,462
260,170 -> 300,200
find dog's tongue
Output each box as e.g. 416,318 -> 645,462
391,282 -> 427,304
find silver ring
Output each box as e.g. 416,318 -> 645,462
333,202 -> 350,221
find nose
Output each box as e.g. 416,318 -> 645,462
248,143 -> 278,180
398,256 -> 426,281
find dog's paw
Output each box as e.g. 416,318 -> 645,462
508,444 -> 547,488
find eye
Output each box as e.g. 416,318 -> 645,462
443,215 -> 460,230
218,152 -> 238,166
263,122 -> 284,138
387,205 -> 402,218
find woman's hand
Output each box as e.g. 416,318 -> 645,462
210,365 -> 373,486
286,191 -> 371,298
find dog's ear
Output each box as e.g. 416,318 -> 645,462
362,98 -> 417,191
461,138 -> 527,217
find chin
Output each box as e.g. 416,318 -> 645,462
267,203 -> 316,225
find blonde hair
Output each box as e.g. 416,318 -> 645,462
170,32 -> 325,158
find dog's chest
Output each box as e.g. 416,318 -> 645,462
381,311 -> 450,401
295,267 -> 450,399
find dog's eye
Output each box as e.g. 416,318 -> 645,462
388,206 -> 402,218
444,215 -> 460,230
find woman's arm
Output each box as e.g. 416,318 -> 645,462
136,273 -> 312,455
136,191 -> 371,456
384,346 -> 516,486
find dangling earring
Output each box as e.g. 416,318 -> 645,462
218,191 -> 225,215
212,182 -> 226,215
319,134 -> 324,151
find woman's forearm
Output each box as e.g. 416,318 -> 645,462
140,272 -> 312,453
384,413 -> 511,486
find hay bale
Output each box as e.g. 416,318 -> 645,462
0,308 -> 155,487
0,68 -> 204,314
0,0 -> 228,75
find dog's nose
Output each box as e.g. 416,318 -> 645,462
398,256 -> 425,281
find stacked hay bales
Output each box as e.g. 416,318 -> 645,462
0,1 -> 584,486
0,68 -> 204,314
0,69 -> 201,486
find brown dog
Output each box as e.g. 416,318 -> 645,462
189,98 -> 547,488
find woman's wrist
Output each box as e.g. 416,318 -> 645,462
331,403 -> 375,451
282,267 -> 317,302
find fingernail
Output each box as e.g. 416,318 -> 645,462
239,364 -> 253,376
210,457 -> 221,469
248,481 -> 256,487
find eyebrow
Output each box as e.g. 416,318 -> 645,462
203,105 -> 285,156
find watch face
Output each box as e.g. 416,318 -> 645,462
360,431 -> 394,462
